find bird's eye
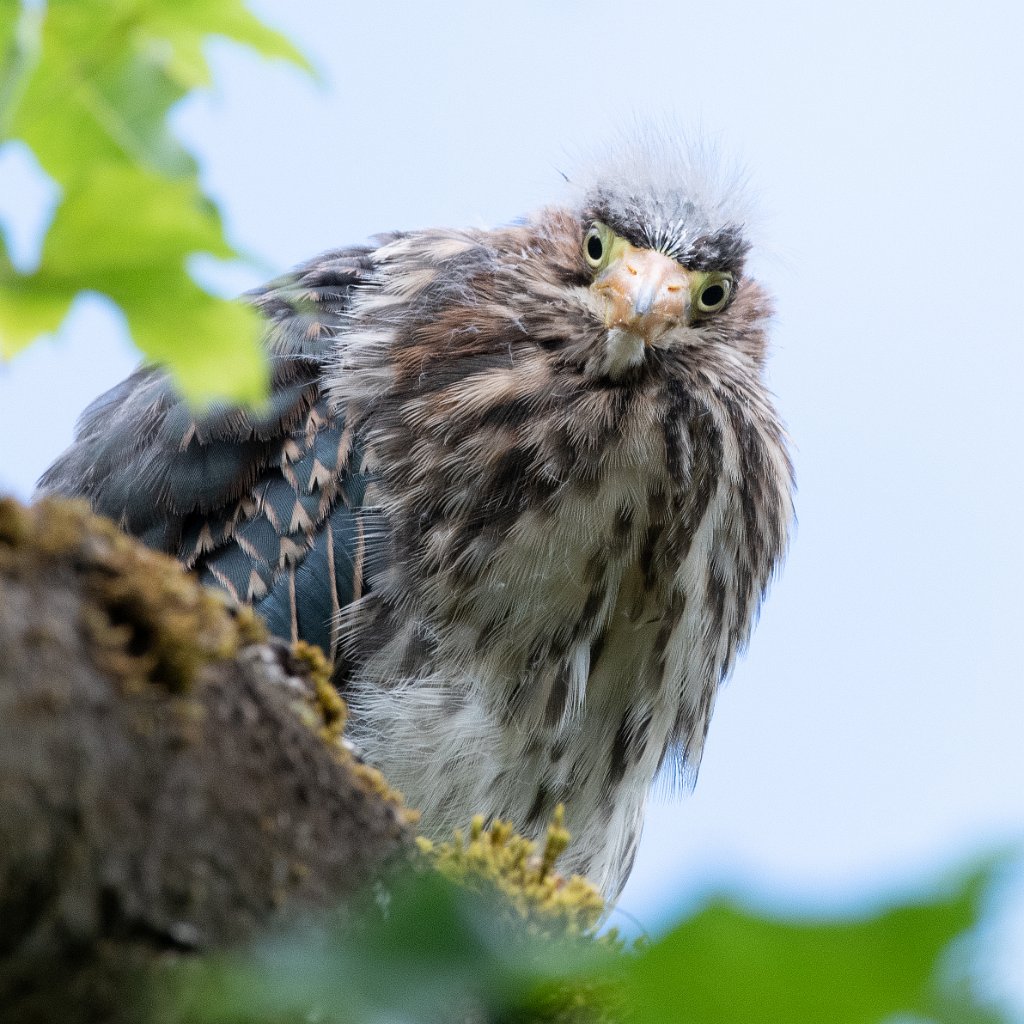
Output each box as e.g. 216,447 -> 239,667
584,223 -> 610,269
694,273 -> 733,315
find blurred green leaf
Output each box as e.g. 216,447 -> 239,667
619,861 -> 1008,1024
167,871 -> 617,1024
143,0 -> 315,85
41,165 -> 234,277
0,0 -> 17,48
159,858 -> 1017,1024
0,0 -> 312,402
1,159 -> 268,402
0,0 -> 39,139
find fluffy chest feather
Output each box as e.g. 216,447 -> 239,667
343,409 -> 737,897
328,238 -> 792,898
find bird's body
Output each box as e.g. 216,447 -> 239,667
40,137 -> 794,898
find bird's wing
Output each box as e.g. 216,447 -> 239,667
38,246 -> 380,658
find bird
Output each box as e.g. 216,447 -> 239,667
39,132 -> 794,899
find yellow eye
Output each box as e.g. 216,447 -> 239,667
694,273 -> 733,315
584,222 -> 612,269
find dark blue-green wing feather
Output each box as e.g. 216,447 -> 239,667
38,247 -> 380,659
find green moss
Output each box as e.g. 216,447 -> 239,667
0,497 -> 244,693
232,603 -> 269,647
292,640 -> 347,741
0,496 -> 31,549
353,761 -> 420,826
417,811 -> 623,1021
420,806 -> 607,939
285,639 -> 416,826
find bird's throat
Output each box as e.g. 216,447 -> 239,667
599,327 -> 646,379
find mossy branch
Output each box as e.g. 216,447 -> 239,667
0,496 -> 609,1024
0,497 -> 413,1023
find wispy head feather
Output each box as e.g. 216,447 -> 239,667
565,124 -> 754,270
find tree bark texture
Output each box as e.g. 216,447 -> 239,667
0,497 -> 414,1023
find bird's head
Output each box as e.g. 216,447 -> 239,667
509,132 -> 771,382
334,132 -> 772,407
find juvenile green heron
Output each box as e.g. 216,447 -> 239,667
41,133 -> 794,898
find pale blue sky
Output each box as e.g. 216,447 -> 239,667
1,0 -> 1022,1008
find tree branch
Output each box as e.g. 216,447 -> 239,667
0,497 -> 414,1023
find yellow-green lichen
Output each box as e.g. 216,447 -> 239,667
353,761 -> 420,827
420,806 -> 606,938
292,640 -> 347,741
287,639 -> 417,827
0,496 -> 31,550
0,497 -> 246,693
232,603 -> 269,647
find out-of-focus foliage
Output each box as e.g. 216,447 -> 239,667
0,0 -> 311,403
163,871 -> 621,1024
621,859 -> 1012,1024
162,856 -> 1014,1024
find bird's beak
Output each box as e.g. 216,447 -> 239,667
593,243 -> 690,343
